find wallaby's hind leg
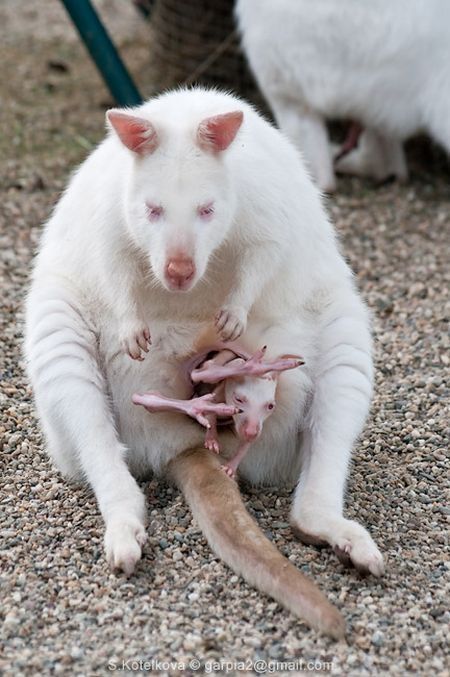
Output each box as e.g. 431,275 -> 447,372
25,285 -> 147,575
269,98 -> 336,193
169,447 -> 346,638
290,308 -> 384,577
335,128 -> 408,183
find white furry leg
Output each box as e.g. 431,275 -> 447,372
104,515 -> 148,576
291,305 -> 384,576
270,99 -> 336,192
292,435 -> 384,577
25,286 -> 147,575
335,128 -> 408,183
292,495 -> 384,577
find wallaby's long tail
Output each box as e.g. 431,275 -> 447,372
168,447 -> 346,639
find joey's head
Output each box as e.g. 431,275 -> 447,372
106,106 -> 243,292
225,374 -> 277,443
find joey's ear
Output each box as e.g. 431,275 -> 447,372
106,110 -> 158,155
197,111 -> 243,152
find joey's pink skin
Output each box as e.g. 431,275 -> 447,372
220,371 -> 281,477
132,391 -> 238,428
222,442 -> 251,479
204,425 -> 221,454
191,345 -> 304,384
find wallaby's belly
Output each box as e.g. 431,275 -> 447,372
101,316 -> 307,484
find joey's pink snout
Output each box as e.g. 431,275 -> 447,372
165,256 -> 195,290
241,420 -> 261,442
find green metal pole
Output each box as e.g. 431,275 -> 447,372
61,0 -> 143,106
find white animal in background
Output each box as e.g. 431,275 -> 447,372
25,87 -> 382,639
236,0 -> 450,191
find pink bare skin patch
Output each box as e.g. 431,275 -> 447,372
131,391 -> 238,429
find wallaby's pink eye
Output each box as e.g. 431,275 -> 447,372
198,203 -> 214,220
267,402 -> 275,411
146,203 -> 163,221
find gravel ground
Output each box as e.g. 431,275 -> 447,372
1,3 -> 449,675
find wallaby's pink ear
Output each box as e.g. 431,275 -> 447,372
197,111 -> 243,152
106,110 -> 158,155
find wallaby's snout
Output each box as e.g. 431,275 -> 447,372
165,255 -> 196,291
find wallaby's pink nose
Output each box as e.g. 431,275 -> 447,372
165,257 -> 195,289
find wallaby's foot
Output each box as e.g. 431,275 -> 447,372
215,305 -> 247,342
121,322 -> 151,361
292,510 -> 384,577
104,517 -> 147,576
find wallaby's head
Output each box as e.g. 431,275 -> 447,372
107,98 -> 243,292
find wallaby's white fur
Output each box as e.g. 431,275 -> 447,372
25,88 -> 382,634
236,0 -> 450,191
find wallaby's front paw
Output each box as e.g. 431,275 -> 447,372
105,518 -> 147,576
215,305 -> 247,342
121,322 -> 151,361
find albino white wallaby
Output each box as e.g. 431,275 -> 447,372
24,87 -> 383,639
133,342 -> 303,478
236,0 -> 450,191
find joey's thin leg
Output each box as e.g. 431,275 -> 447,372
290,309 -> 384,576
25,286 -> 147,575
191,347 -> 303,384
204,414 -> 220,453
132,390 -> 238,428
222,441 -> 251,479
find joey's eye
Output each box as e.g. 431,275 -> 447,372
197,203 -> 214,220
146,203 -> 163,221
267,402 -> 275,411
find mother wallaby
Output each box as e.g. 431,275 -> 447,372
24,88 -> 383,638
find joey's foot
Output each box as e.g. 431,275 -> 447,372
292,512 -> 384,577
104,517 -> 147,576
221,464 -> 237,480
238,347 -> 304,378
204,431 -> 220,454
215,305 -> 247,342
121,322 -> 151,361
185,394 -> 239,428
132,391 -> 239,427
